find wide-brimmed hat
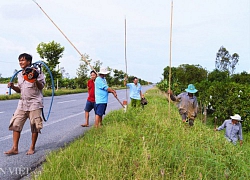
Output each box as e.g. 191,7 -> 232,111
98,67 -> 110,75
185,84 -> 198,93
230,114 -> 243,121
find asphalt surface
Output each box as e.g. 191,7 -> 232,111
0,85 -> 153,180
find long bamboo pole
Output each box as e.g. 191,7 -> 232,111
125,18 -> 128,102
121,18 -> 129,111
32,0 -> 95,73
32,0 -> 125,108
168,0 -> 174,115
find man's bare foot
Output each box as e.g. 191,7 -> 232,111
4,149 -> 18,155
26,149 -> 35,155
81,124 -> 89,127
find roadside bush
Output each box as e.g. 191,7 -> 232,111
201,81 -> 250,132
0,89 -> 87,100
158,79 -> 250,132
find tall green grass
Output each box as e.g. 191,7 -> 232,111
35,88 -> 250,180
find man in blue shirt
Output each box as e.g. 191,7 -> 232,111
95,67 -> 117,128
124,76 -> 144,108
215,114 -> 243,146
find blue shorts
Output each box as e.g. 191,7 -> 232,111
95,103 -> 107,116
84,100 -> 95,112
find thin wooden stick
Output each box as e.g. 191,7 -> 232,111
115,96 -> 125,108
214,116 -> 217,129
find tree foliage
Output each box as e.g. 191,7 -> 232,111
160,64 -> 207,94
158,61 -> 250,132
176,64 -> 207,85
231,71 -> 250,84
215,46 -> 239,75
37,41 -> 65,87
75,54 -> 91,89
203,81 -> 250,132
113,69 -> 126,86
92,60 -> 102,73
207,69 -> 229,82
104,67 -> 113,85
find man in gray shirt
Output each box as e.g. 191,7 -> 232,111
4,53 -> 45,155
215,114 -> 243,146
167,84 -> 198,126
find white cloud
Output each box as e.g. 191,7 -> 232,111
0,0 -> 249,82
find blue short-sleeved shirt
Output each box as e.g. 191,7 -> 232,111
95,76 -> 109,104
126,83 -> 141,100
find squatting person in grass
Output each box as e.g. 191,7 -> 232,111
81,70 -> 97,127
94,67 -> 117,128
215,114 -> 243,146
167,84 -> 198,126
124,76 -> 144,108
4,53 -> 45,155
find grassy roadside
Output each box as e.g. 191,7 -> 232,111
0,89 -> 88,100
34,87 -> 250,179
0,86 -> 126,101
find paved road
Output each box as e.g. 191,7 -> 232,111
0,85 -> 153,180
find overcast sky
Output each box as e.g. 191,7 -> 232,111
0,0 -> 249,83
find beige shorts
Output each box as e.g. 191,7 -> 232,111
9,109 -> 43,133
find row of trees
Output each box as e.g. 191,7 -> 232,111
38,41 -> 149,89
0,41 -> 149,88
157,46 -> 250,132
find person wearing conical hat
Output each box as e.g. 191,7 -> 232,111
167,84 -> 198,126
215,114 -> 243,146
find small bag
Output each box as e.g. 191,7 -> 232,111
141,97 -> 148,105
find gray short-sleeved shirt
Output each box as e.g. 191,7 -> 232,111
217,119 -> 243,142
176,92 -> 198,116
17,71 -> 45,111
